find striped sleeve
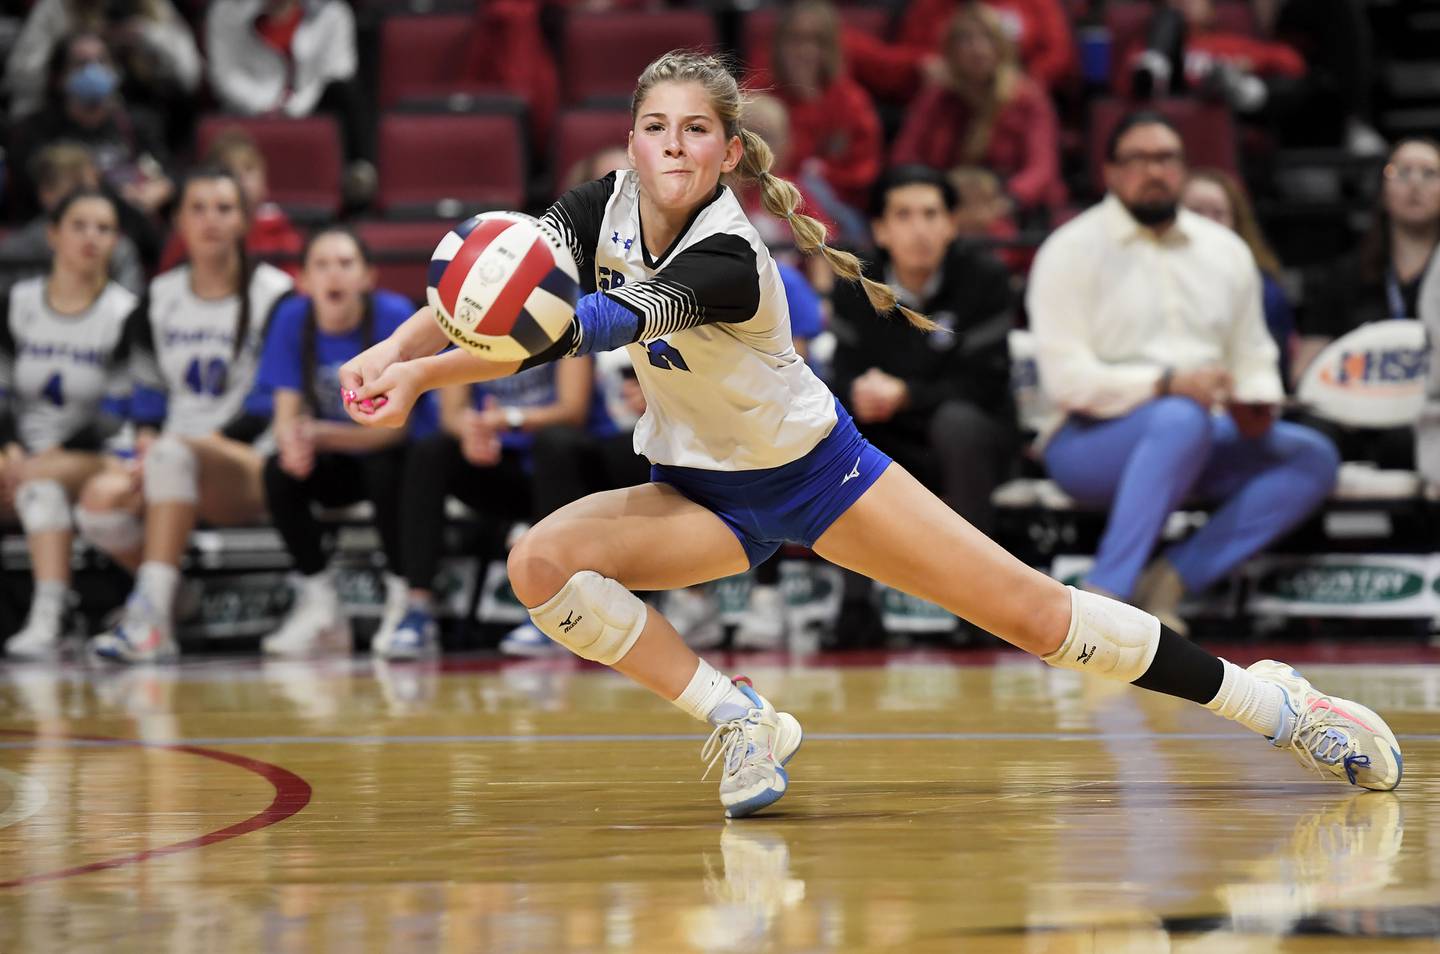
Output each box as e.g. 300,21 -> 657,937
605,233 -> 761,340
540,172 -> 616,295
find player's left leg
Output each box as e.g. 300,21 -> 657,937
91,436 -> 266,664
813,463 -> 1402,791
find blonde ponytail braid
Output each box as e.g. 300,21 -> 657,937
736,129 -> 936,332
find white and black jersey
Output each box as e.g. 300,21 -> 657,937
0,277 -> 134,452
538,169 -> 836,471
128,263 -> 293,438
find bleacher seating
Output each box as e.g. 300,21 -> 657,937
196,115 -> 344,218
377,111 -> 527,216
552,108 -> 633,188
560,11 -> 719,107
355,219 -> 450,302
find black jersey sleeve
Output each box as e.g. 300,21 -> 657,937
605,233 -> 761,339
540,172 -> 616,295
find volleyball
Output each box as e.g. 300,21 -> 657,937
426,211 -> 580,361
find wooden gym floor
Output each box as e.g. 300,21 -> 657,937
2,645 -> 1439,953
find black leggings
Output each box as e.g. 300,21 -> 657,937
263,448 -> 407,576
401,432 -> 534,592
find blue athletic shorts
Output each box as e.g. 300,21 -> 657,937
650,399 -> 892,567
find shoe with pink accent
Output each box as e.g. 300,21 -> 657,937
1248,659 -> 1403,791
88,593 -> 178,664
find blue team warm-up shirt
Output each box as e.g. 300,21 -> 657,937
257,289 -> 437,434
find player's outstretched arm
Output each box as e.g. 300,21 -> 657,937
344,348 -> 521,429
337,305 -> 452,398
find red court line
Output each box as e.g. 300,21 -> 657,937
0,729 -> 312,889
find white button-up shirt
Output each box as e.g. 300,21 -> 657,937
1026,194 -> 1283,444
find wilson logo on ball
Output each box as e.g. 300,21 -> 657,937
427,211 -> 580,362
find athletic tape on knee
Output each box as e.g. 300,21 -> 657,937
143,436 -> 198,504
528,570 -> 648,665
74,507 -> 143,553
1042,586 -> 1161,683
16,479 -> 72,534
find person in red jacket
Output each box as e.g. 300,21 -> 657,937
458,0 -> 558,154
760,0 -> 883,214
845,0 -> 1075,103
891,3 -> 1066,219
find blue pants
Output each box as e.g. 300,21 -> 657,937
1044,397 -> 1339,597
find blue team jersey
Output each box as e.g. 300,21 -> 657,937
257,289 -> 437,435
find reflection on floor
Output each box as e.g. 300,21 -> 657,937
2,646 -> 1439,953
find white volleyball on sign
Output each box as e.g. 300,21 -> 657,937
426,211 -> 580,361
1295,320 -> 1430,428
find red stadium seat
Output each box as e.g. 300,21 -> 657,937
196,115 -> 342,216
553,108 -> 633,190
380,14 -> 510,110
742,6 -> 893,79
377,112 -> 527,217
1088,97 -> 1239,194
355,219 -> 451,303
560,11 -> 718,106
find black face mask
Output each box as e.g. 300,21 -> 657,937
1125,199 -> 1178,227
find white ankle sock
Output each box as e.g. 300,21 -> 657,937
136,562 -> 179,614
1205,659 -> 1286,738
674,659 -> 754,725
29,580 -> 66,622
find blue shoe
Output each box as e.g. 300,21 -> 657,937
701,682 -> 804,819
498,621 -> 566,657
373,607 -> 438,660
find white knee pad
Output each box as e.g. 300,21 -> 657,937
528,570 -> 648,665
74,507 -> 144,553
1042,586 -> 1161,683
15,479 -> 72,534
143,436 -> 198,504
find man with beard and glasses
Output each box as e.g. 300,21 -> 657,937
1024,111 -> 1338,635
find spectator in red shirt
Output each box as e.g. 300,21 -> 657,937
891,3 -> 1066,220
458,0 -> 559,154
762,0 -> 883,215
844,0 -> 1076,103
157,129 -> 302,275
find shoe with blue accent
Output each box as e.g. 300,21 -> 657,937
1248,659 -> 1403,791
701,682 -> 804,818
372,606 -> 438,660
498,621 -> 566,658
88,593 -> 178,664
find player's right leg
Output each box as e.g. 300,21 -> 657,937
507,482 -> 804,817
5,450 -> 108,658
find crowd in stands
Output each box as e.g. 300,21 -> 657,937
0,0 -> 1435,660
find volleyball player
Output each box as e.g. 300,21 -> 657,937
2,190 -> 134,657
340,52 -> 1402,816
78,167 -> 293,663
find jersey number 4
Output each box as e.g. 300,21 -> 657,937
184,357 -> 229,396
41,373 -> 64,407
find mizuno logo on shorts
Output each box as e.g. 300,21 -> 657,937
840,456 -> 861,486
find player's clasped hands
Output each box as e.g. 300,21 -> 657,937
339,336 -> 414,429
